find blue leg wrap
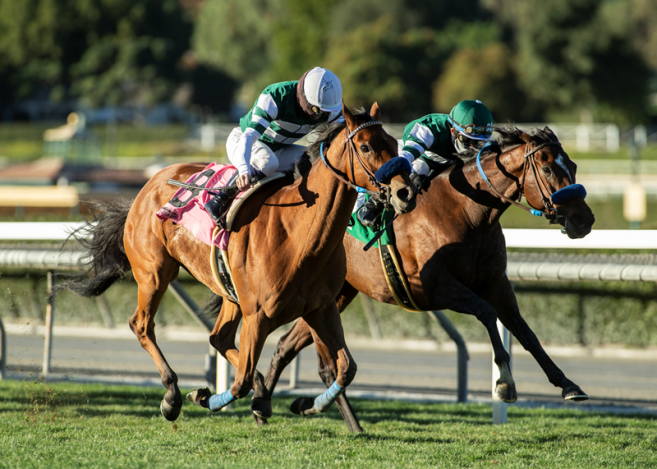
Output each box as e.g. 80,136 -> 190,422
313,381 -> 344,412
208,389 -> 237,412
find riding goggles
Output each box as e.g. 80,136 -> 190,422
455,132 -> 488,149
310,105 -> 326,118
449,117 -> 493,141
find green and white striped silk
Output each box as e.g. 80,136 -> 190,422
239,81 -> 343,153
399,113 -> 455,164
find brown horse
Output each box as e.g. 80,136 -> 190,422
258,126 -> 595,432
59,103 -> 417,421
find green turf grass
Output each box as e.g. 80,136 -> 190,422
0,380 -> 655,468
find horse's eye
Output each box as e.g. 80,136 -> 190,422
542,166 -> 553,175
360,144 -> 370,153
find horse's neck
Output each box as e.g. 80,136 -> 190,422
429,145 -> 526,230
296,148 -> 357,254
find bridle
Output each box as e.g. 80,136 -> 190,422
476,140 -> 568,223
319,119 -> 391,202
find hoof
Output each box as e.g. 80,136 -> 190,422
495,382 -> 517,403
563,386 -> 589,402
290,397 -> 317,416
251,397 -> 273,419
186,387 -> 212,408
160,398 -> 182,421
253,415 -> 268,427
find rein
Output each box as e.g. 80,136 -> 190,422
319,119 -> 386,198
475,140 -> 573,223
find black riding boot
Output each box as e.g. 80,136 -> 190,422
204,171 -> 241,226
204,192 -> 232,225
357,197 -> 384,231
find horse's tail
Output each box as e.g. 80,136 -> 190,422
55,198 -> 133,298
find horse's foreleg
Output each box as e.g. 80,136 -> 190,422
290,302 -> 357,417
439,282 -> 517,403
483,280 -> 588,401
190,301 -> 273,419
129,271 -> 182,421
263,282 -> 358,394
314,344 -> 363,433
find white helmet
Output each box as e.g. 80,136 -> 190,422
303,67 -> 342,112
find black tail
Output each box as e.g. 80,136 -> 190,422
55,198 -> 133,298
200,294 -> 224,320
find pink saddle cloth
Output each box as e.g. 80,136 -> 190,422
156,162 -> 240,250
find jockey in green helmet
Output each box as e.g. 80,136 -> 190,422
357,100 -> 494,229
205,67 -> 344,225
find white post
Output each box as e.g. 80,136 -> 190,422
200,124 -> 216,152
606,124 -> 619,153
492,319 -> 512,424
289,356 -> 300,390
42,272 -> 56,376
216,355 -> 231,411
576,124 -> 590,152
634,125 -> 647,148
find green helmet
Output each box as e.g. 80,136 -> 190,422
448,100 -> 494,141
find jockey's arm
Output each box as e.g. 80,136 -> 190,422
400,122 -> 434,168
233,127 -> 261,177
230,93 -> 279,182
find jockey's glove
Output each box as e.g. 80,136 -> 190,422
410,172 -> 431,194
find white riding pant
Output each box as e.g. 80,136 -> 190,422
226,127 -> 307,177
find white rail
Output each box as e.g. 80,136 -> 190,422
3,223 -> 657,250
2,223 -> 656,423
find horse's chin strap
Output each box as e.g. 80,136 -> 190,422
475,140 -> 565,223
319,120 -> 386,199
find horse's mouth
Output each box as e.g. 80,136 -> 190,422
563,217 -> 594,239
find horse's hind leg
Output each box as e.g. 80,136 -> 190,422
290,302 -> 357,417
483,279 -> 588,401
129,262 -> 182,421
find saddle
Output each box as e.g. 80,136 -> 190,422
347,206 -> 422,312
157,162 -> 285,303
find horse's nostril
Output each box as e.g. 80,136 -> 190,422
396,188 -> 410,202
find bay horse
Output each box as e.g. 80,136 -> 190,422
257,125 -> 595,432
59,103 -> 417,421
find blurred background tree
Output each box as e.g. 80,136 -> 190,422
0,0 -> 655,124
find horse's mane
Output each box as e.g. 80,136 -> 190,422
493,124 -> 560,152
292,107 -> 373,180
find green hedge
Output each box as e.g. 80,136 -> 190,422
2,275 -> 657,348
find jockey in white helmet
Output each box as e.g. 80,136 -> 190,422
205,67 -> 344,224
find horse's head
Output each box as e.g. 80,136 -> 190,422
339,103 -> 417,214
517,127 -> 595,239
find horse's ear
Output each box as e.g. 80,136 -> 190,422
370,102 -> 381,121
342,100 -> 356,129
544,126 -> 557,141
519,132 -> 533,144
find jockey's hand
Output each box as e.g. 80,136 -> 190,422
236,173 -> 252,191
409,172 -> 431,194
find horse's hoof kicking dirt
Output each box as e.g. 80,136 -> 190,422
161,398 -> 182,421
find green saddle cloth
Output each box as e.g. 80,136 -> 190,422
346,196 -> 395,247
